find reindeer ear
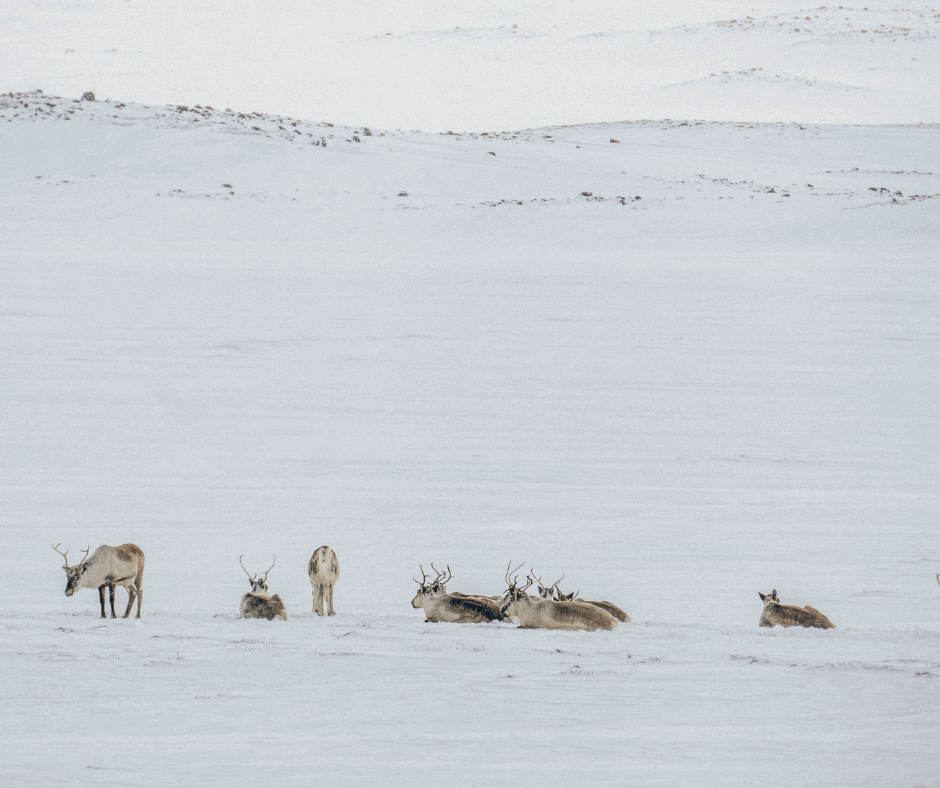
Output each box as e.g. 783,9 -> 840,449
772,589 -> 778,600
758,591 -> 766,601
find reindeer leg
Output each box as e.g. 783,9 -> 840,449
134,580 -> 143,619
98,586 -> 107,618
314,585 -> 324,616
109,584 -> 118,618
122,585 -> 136,618
326,584 -> 336,616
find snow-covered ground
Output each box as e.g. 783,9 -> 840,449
2,2 -> 939,786
2,0 -> 940,129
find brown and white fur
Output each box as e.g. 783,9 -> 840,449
550,576 -> 631,623
758,589 -> 835,629
308,545 -> 340,616
411,566 -> 504,623
429,563 -> 503,604
54,543 -> 144,619
239,555 -> 288,621
501,564 -> 617,632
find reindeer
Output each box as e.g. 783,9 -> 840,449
308,545 -> 340,616
500,563 -> 618,631
428,563 -> 501,602
551,574 -> 631,622
411,566 -> 505,623
239,555 -> 288,621
53,543 -> 144,619
758,590 -> 835,629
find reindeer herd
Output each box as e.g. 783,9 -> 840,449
54,541 -> 935,632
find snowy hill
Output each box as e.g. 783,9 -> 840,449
1,1 -> 939,784
2,0 -> 939,129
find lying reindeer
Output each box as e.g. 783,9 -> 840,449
428,563 -> 501,602
543,572 -> 631,623
500,563 -> 617,631
53,542 -> 145,619
239,555 -> 288,621
411,566 -> 504,623
758,589 -> 835,629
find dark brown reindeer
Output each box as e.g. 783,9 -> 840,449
239,555 -> 288,621
758,590 -> 835,629
411,565 -> 504,623
53,543 -> 145,619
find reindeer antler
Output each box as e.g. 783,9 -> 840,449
505,560 -> 525,588
239,555 -> 256,580
263,555 -> 276,582
53,543 -> 70,567
430,562 -> 446,583
443,565 -> 453,585
414,565 -> 430,587
76,546 -> 90,566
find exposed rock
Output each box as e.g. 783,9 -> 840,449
81,92 -> 95,101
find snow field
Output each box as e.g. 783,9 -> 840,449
1,93 -> 939,785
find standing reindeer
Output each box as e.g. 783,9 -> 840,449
758,590 -> 835,629
308,545 -> 340,616
411,566 -> 505,623
239,555 -> 288,621
53,543 -> 145,619
500,563 -> 618,631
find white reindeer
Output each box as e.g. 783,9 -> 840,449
500,563 -> 618,631
53,543 -> 145,619
239,555 -> 288,621
308,545 -> 340,616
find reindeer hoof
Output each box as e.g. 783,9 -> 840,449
328,611 -> 336,616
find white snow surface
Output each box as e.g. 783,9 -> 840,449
1,4 -> 940,784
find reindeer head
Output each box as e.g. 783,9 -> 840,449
428,563 -> 452,594
240,555 -> 275,595
534,571 -> 566,601
500,561 -> 533,616
758,589 -> 780,606
411,565 -> 434,608
53,544 -> 90,596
